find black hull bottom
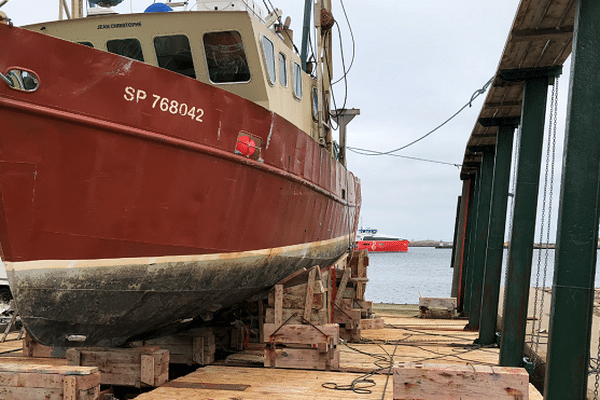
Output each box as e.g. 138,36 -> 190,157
7,237 -> 349,347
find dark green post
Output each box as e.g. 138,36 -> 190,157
467,148 -> 495,330
462,170 -> 480,315
456,177 -> 475,312
478,120 -> 517,345
450,195 -> 462,297
545,1 -> 600,398
499,67 -> 560,366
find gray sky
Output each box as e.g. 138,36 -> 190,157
2,0 -> 570,242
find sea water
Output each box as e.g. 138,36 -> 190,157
364,247 -> 600,304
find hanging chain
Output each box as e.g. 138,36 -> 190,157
530,76 -> 559,355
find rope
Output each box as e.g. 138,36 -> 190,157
346,76 -> 493,156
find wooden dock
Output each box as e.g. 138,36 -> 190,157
133,308 -> 542,400
0,310 -> 544,399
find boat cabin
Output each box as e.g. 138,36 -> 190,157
25,0 -> 322,141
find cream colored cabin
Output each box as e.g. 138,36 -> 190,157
25,5 -> 323,141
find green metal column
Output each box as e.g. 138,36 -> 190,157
457,177 -> 475,312
462,170 -> 480,315
466,148 -> 495,330
478,121 -> 517,345
450,195 -> 462,297
499,73 -> 553,367
544,1 -> 600,398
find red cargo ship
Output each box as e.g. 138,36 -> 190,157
356,229 -> 409,252
0,0 -> 361,347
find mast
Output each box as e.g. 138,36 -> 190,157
59,0 -> 83,19
315,0 -> 334,153
300,0 -> 312,72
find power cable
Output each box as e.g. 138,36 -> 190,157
347,76 -> 494,156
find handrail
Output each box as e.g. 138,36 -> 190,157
0,72 -> 12,87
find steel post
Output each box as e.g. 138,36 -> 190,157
499,76 -> 549,366
462,170 -> 480,315
478,123 -> 516,345
450,194 -> 463,298
467,148 -> 495,330
544,1 -> 600,398
456,178 -> 474,312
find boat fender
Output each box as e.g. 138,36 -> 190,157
236,135 -> 256,157
144,3 -> 173,13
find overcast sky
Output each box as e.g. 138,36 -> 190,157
2,0 -> 571,242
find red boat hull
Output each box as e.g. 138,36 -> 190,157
356,240 -> 409,252
0,24 -> 361,347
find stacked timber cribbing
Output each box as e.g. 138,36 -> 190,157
0,362 -> 100,400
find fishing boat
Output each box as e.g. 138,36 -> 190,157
0,0 -> 361,347
356,228 -> 409,252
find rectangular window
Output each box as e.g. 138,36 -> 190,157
278,53 -> 287,87
154,35 -> 196,79
107,38 -> 144,62
293,62 -> 302,98
203,31 -> 251,83
261,36 -> 276,85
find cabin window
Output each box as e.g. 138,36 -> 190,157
279,53 -> 287,87
261,36 -> 276,85
154,34 -> 196,78
311,86 -> 318,121
106,38 -> 144,62
293,62 -> 302,98
78,42 -> 94,48
203,31 -> 250,83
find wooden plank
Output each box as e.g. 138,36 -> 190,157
266,307 -> 328,325
140,354 -> 155,386
263,324 -> 339,345
393,363 -> 529,400
419,297 -> 457,310
264,347 -> 340,370
274,284 -> 283,326
304,267 -> 317,321
334,267 -> 351,307
63,375 -> 76,400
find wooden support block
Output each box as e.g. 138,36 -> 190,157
144,329 -> 215,366
334,267 -> 351,307
264,347 -> 340,370
23,333 -> 67,359
0,362 -> 100,400
66,346 -> 169,388
140,354 -> 154,386
263,323 -> 339,345
419,297 -> 457,310
267,283 -> 325,309
304,267 -> 317,321
266,307 -> 328,325
360,317 -> 385,330
349,250 -> 369,278
339,326 -> 362,343
334,308 -> 361,330
274,284 -> 283,326
393,362 -> 529,400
